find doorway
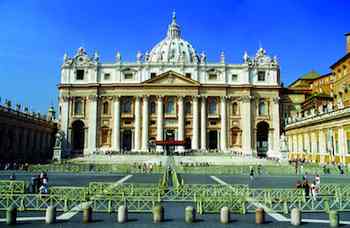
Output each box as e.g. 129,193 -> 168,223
122,130 -> 132,152
208,130 -> 218,150
256,121 -> 269,157
72,120 -> 85,154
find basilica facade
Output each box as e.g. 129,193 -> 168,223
58,14 -> 281,158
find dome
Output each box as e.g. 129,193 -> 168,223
148,12 -> 198,64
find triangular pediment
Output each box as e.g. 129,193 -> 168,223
142,71 -> 200,86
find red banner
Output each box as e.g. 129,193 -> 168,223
154,140 -> 185,145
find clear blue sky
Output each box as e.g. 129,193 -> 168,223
0,0 -> 349,113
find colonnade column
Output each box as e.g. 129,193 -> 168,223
191,96 -> 199,150
88,95 -> 98,155
319,129 -> 326,163
241,96 -> 252,156
311,132 -> 317,155
220,96 -> 227,152
142,96 -> 149,151
338,127 -> 346,163
200,96 -> 207,151
304,133 -> 310,154
178,96 -> 185,152
297,134 -> 303,154
293,135 -> 298,153
134,96 -> 141,151
156,96 -> 164,152
112,96 -> 120,152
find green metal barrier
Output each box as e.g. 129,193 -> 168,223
0,181 -> 26,194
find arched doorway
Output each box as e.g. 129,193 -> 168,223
122,130 -> 132,152
256,121 -> 269,157
165,129 -> 175,155
208,130 -> 218,150
72,120 -> 85,155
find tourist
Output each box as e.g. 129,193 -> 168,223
249,167 -> 254,181
338,163 -> 345,176
9,173 -> 16,181
310,181 -> 317,200
295,180 -> 302,189
39,184 -> 49,195
302,179 -> 310,199
315,174 -> 320,187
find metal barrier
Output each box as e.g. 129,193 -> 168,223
0,181 -> 26,194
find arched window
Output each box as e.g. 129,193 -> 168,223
185,101 -> 192,114
208,97 -> 217,114
232,102 -> 238,115
258,99 -> 267,116
166,97 -> 175,113
150,101 -> 156,113
74,98 -> 83,115
122,97 -> 131,113
103,101 -> 109,115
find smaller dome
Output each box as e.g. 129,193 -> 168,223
148,12 -> 198,64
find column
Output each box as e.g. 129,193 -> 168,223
288,135 -> 293,153
241,96 -> 252,156
134,96 -> 141,151
191,96 -> 199,150
272,97 -> 280,157
112,96 -> 120,152
220,96 -> 227,152
311,132 -> 317,154
88,95 -> 98,155
200,96 -> 207,151
178,96 -> 185,152
142,96 -> 149,151
293,135 -> 298,153
304,133 -> 310,154
319,129 -> 326,163
156,96 -> 164,152
298,134 -> 303,153
338,127 -> 346,163
60,96 -> 70,148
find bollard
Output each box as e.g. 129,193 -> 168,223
185,206 -> 195,223
152,205 -> 164,223
290,208 -> 301,226
117,205 -> 128,223
329,210 -> 339,227
6,206 -> 17,225
83,206 -> 92,223
220,206 -> 230,224
45,206 -> 56,224
255,208 -> 265,224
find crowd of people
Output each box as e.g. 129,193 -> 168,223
133,162 -> 158,173
0,162 -> 29,170
289,158 -> 347,176
296,173 -> 321,201
179,162 -> 210,167
28,172 -> 49,195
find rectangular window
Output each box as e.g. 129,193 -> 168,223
209,74 -> 217,80
185,73 -> 191,78
104,73 -> 110,80
124,73 -> 133,80
258,71 -> 265,81
151,73 -> 156,78
231,74 -> 238,81
76,70 -> 84,80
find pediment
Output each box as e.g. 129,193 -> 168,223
142,71 -> 200,86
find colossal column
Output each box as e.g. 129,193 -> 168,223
220,96 -> 227,152
88,95 -> 98,155
200,96 -> 207,151
156,96 -> 164,152
191,96 -> 199,150
272,97 -> 281,157
134,96 -> 141,151
112,96 -> 120,152
241,96 -> 252,156
178,96 -> 185,152
142,96 -> 149,151
60,96 -> 70,144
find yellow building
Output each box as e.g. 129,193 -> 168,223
286,33 -> 350,164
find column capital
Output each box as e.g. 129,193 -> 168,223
135,96 -> 141,101
157,95 -> 163,101
178,96 -> 184,101
112,95 -> 121,101
142,95 -> 149,100
88,95 -> 99,101
60,96 -> 71,102
272,96 -> 280,104
239,95 -> 254,103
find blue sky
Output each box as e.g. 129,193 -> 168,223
0,0 -> 349,113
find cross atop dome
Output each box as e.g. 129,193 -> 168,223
167,11 -> 181,39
